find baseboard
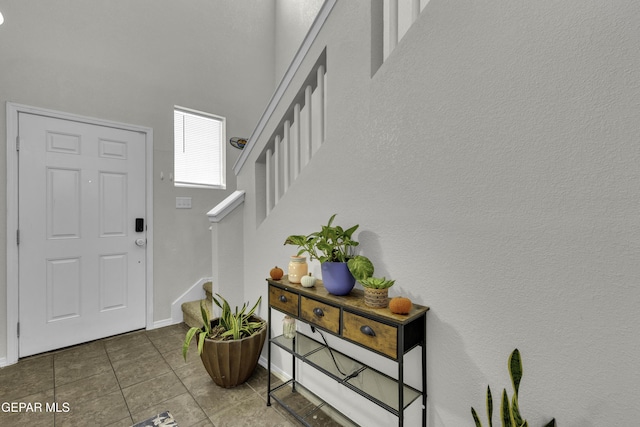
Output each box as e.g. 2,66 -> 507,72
169,277 -> 211,325
151,318 -> 177,330
0,357 -> 7,368
258,355 -> 291,382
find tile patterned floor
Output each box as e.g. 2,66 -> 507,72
0,323 -> 340,426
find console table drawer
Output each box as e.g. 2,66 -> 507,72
300,296 -> 340,334
269,286 -> 299,317
343,311 -> 398,359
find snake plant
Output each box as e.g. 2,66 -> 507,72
471,349 -> 556,427
182,294 -> 264,361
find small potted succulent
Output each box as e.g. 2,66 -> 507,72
183,294 -> 267,388
347,255 -> 395,308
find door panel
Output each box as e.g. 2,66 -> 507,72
46,257 -> 81,321
99,253 -> 128,311
100,172 -> 128,236
18,112 -> 147,357
47,168 -> 81,238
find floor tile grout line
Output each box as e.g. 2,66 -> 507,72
169,340 -> 213,427
53,340 -> 119,426
3,324 -> 294,427
117,329 -> 191,424
103,337 -> 136,424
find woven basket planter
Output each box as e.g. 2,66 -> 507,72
199,316 -> 267,388
363,288 -> 389,308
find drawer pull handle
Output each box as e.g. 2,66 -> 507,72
313,307 -> 324,317
279,295 -> 287,303
360,325 -> 376,337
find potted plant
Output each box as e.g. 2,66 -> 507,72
348,255 -> 395,308
183,294 -> 267,388
284,214 -> 360,295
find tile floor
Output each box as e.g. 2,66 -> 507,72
0,323 -> 341,426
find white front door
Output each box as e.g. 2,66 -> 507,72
18,112 -> 147,357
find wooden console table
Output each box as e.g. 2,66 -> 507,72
266,276 -> 429,426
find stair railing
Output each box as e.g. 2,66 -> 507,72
259,51 -> 326,221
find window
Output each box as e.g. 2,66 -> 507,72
174,107 -> 226,189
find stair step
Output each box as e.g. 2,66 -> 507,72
181,281 -> 214,328
181,299 -> 211,329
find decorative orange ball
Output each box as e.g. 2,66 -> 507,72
389,297 -> 412,314
270,266 -> 284,280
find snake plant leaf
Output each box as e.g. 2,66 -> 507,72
199,302 -> 211,335
182,327 -> 200,361
486,385 -> 493,427
236,302 -> 247,318
221,315 -> 240,340
511,394 -> 524,426
246,296 -> 262,317
197,330 -> 206,356
471,408 -> 483,427
543,419 -> 556,427
509,348 -> 523,397
501,389 -> 513,427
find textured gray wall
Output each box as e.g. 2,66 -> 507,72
238,1 -> 640,425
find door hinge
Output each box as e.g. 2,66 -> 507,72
16,136 -> 20,151
17,322 -> 20,338
16,229 -> 20,245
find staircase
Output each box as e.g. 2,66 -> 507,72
181,281 -> 213,328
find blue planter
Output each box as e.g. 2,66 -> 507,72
321,262 -> 355,295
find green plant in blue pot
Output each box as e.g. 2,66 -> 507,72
284,214 -> 359,295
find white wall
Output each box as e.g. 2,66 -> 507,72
0,0 -> 276,360
239,1 -> 640,425
274,0 -> 325,85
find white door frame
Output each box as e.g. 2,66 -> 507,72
5,102 -> 154,365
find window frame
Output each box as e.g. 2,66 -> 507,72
173,106 -> 226,189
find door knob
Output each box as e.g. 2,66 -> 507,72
135,238 -> 146,247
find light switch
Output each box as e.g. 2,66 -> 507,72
176,197 -> 192,209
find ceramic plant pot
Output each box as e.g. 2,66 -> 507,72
321,262 -> 355,295
199,316 -> 267,388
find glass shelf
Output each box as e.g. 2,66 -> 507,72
346,368 -> 421,414
271,332 -> 325,357
304,344 -> 365,380
271,332 -> 422,414
270,380 -> 358,427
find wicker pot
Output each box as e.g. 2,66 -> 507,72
199,316 -> 267,388
363,288 -> 389,308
